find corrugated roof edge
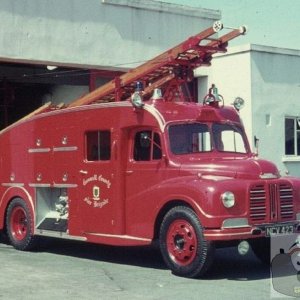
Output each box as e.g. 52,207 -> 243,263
102,0 -> 221,20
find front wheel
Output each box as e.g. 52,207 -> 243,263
159,206 -> 214,278
6,198 -> 36,251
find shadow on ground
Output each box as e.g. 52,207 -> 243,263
0,231 -> 270,280
21,237 -> 270,281
206,247 -> 270,281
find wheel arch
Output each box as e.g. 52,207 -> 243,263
0,187 -> 34,230
153,199 -> 194,240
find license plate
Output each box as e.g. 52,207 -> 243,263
265,224 -> 294,237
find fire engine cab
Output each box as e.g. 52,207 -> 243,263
1,21 -> 300,278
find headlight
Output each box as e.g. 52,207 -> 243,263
221,191 -> 235,208
233,97 -> 245,111
131,91 -> 144,108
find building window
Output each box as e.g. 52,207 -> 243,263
285,117 -> 300,156
86,130 -> 111,161
134,130 -> 162,161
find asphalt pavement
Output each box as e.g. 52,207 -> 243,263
0,234 -> 273,300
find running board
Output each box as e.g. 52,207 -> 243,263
34,229 -> 87,241
34,229 -> 152,246
84,232 -> 152,246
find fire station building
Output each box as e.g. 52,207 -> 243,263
0,0 -> 300,177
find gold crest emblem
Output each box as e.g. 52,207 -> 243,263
92,186 -> 100,201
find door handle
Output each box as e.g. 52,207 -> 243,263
79,170 -> 88,175
126,170 -> 133,175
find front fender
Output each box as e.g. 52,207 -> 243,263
157,176 -> 249,227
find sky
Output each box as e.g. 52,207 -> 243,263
154,0 -> 300,50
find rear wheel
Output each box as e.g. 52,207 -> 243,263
6,198 -> 36,250
159,206 -> 214,278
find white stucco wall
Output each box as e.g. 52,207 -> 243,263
195,45 -> 253,148
250,45 -> 300,176
0,0 -> 220,70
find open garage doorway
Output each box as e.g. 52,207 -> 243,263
0,62 -> 120,130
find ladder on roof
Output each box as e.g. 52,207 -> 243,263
66,21 -> 246,108
28,21 -> 246,118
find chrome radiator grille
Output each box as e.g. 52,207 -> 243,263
279,183 -> 294,220
249,182 -> 294,223
249,184 -> 266,222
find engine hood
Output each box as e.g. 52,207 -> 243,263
179,157 -> 280,180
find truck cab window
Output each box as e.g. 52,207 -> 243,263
86,130 -> 111,161
134,131 -> 162,161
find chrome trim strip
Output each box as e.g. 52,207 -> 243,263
205,231 -> 253,237
86,232 -> 152,242
28,148 -> 51,153
53,146 -> 78,152
144,104 -> 166,132
260,173 -> 278,179
35,229 -> 87,241
1,183 -> 24,187
53,183 -> 78,188
222,218 -> 250,229
29,183 -> 51,188
201,175 -> 234,181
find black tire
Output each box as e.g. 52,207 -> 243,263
6,198 -> 36,251
250,238 -> 270,265
159,206 -> 214,278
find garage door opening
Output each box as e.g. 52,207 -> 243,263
0,62 -> 120,130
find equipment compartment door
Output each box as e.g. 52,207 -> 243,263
78,129 -> 117,234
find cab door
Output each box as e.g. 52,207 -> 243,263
125,128 -> 166,233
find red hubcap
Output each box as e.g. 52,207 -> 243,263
166,219 -> 197,266
10,206 -> 28,241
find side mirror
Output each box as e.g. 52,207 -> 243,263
254,135 -> 259,156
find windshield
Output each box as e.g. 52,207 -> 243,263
169,123 -> 212,154
168,123 -> 248,155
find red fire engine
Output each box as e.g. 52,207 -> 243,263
0,21 -> 300,278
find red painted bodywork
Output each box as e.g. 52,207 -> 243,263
0,99 -> 299,246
